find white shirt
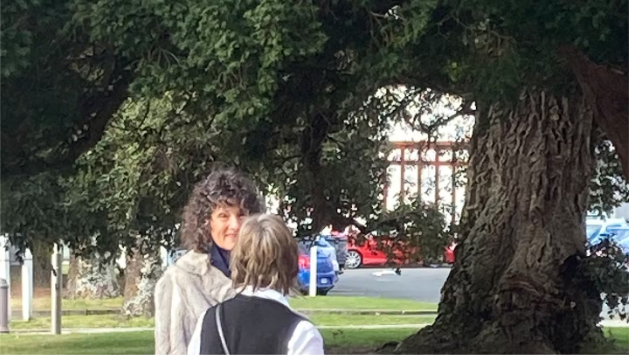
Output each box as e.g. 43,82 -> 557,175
187,287 -> 325,355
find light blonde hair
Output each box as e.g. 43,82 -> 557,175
231,214 -> 299,295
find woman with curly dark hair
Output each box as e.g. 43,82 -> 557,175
154,168 -> 264,355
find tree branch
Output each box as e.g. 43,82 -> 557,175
559,45 -> 629,180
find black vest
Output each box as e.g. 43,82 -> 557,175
199,294 -> 306,355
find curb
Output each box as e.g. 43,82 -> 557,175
5,320 -> 628,335
298,309 -> 437,316
12,308 -> 438,318
11,309 -> 122,318
6,324 -> 431,335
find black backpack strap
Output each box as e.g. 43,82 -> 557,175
215,304 -> 230,355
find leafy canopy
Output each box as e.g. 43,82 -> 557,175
2,0 -> 627,255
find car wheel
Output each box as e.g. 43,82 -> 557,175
345,250 -> 362,269
317,288 -> 329,296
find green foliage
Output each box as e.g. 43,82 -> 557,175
271,103 -> 392,236
379,194 -> 452,264
2,0 -> 627,258
583,239 -> 629,321
347,194 -> 452,265
589,138 -> 629,216
1,0 -> 136,176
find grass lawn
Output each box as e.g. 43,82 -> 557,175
290,296 -> 436,310
9,314 -> 436,330
1,328 -> 627,355
11,296 -> 124,311
0,329 -> 413,355
11,295 -> 436,311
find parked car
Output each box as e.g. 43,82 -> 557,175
297,243 -> 338,296
586,218 -> 628,242
320,231 -> 348,271
444,242 -> 456,264
312,236 -> 340,273
585,220 -> 629,261
600,227 -> 629,255
614,229 -> 629,255
345,235 -> 455,269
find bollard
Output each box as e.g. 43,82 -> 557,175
51,243 -> 63,334
0,236 -> 10,322
22,249 -> 33,321
308,245 -> 318,297
0,278 -> 9,333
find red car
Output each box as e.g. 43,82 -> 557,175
344,235 -> 456,269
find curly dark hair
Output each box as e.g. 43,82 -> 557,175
181,168 -> 264,253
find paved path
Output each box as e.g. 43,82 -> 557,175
9,320 -> 627,335
330,268 -> 449,303
331,268 -> 621,319
10,325 -> 428,335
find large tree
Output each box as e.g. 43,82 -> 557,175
387,0 -> 629,353
2,0 -> 627,352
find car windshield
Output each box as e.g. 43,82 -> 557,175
586,224 -> 602,240
316,236 -> 333,248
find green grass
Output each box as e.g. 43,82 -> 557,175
11,297 -> 124,311
11,295 -> 435,311
9,315 -> 154,330
289,296 -> 437,310
312,314 -> 434,326
8,314 -> 435,330
603,328 -> 629,355
1,328 -> 627,355
0,331 -> 156,355
0,329 -> 412,355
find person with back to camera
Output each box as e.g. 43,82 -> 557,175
187,214 -> 325,355
154,168 -> 264,355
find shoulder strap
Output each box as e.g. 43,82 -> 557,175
215,304 -> 230,355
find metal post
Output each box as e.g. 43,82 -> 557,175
0,237 -> 10,322
0,278 -> 8,333
308,245 -> 318,297
22,249 -> 33,321
51,243 -> 62,334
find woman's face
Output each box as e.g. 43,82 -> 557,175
208,204 -> 247,251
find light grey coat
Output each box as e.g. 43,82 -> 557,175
154,250 -> 235,355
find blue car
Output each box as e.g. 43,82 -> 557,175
604,227 -> 629,255
586,218 -> 628,242
297,244 -> 338,296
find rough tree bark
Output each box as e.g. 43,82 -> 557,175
301,111 -> 333,234
122,240 -> 162,318
65,253 -> 121,299
395,88 -> 601,354
31,242 -> 52,288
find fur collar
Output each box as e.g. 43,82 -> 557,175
175,250 -> 212,275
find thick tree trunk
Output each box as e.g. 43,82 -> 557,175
301,111 -> 333,234
31,242 -> 52,288
395,89 -> 601,354
122,243 -> 162,318
65,253 -> 121,299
